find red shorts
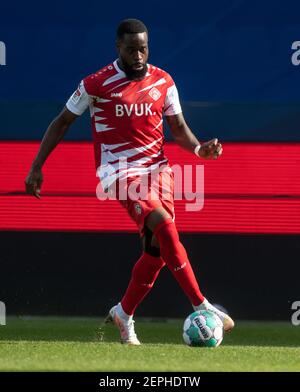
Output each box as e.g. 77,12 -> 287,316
108,167 -> 175,236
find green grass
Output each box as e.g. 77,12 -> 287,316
0,317 -> 299,371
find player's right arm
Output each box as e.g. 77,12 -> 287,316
25,107 -> 78,198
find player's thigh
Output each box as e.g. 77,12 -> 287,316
145,206 -> 171,232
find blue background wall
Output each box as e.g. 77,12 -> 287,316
1,0 -> 300,140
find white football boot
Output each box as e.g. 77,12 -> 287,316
194,299 -> 235,332
105,304 -> 141,345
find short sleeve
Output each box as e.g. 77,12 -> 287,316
164,83 -> 182,116
66,80 -> 91,116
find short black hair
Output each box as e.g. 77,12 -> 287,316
116,19 -> 148,40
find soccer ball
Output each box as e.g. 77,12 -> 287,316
183,310 -> 223,347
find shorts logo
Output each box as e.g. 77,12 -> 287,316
148,87 -> 161,101
134,203 -> 142,215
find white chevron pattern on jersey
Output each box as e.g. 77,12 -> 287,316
102,71 -> 126,86
97,137 -> 166,188
102,137 -> 162,163
137,78 -> 167,93
95,123 -> 115,132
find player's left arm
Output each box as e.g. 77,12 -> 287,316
166,112 -> 223,159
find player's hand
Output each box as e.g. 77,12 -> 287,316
198,138 -> 223,160
25,166 -> 43,199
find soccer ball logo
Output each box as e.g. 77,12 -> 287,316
183,310 -> 223,347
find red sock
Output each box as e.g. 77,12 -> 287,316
154,218 -> 204,306
121,252 -> 165,315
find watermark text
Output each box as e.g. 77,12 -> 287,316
0,41 -> 6,65
0,301 -> 6,325
291,301 -> 300,326
95,161 -> 204,212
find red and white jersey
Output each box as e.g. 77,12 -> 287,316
66,60 -> 182,189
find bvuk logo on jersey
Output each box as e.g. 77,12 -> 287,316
115,103 -> 155,117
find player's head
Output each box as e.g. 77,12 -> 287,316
116,19 -> 149,80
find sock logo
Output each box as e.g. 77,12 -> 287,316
174,262 -> 186,272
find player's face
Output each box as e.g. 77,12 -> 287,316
117,32 -> 149,80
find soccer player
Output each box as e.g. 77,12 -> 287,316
25,19 -> 234,345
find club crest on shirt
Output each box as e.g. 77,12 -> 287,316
148,87 -> 161,101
